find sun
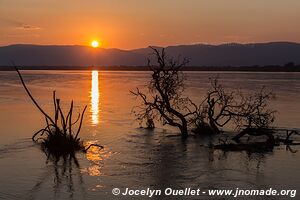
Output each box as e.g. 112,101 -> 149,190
91,40 -> 101,48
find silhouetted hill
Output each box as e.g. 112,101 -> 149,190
1,42 -> 300,67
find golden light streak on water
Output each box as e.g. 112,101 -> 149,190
84,141 -> 112,177
91,70 -> 99,125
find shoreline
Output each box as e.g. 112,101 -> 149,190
0,65 -> 299,72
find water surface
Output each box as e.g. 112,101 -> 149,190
0,70 -> 299,199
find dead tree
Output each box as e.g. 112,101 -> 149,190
205,78 -> 236,133
15,67 -> 103,156
232,87 -> 276,142
192,78 -> 240,134
193,77 -> 276,137
131,47 -> 197,138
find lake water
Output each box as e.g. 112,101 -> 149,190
0,70 -> 300,200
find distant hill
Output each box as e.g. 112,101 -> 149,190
0,42 -> 300,67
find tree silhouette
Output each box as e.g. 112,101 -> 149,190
131,47 -> 197,138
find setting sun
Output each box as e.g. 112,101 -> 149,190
91,40 -> 100,48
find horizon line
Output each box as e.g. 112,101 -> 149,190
1,41 -> 299,51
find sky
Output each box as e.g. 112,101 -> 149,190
1,0 -> 300,49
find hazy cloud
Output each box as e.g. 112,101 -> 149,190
0,18 -> 41,31
16,24 -> 41,31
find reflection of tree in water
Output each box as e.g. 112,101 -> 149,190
214,150 -> 271,171
136,130 -> 276,197
246,152 -> 267,170
27,143 -> 109,200
27,153 -> 86,200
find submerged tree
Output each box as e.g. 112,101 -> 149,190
192,77 -> 276,137
131,47 -> 197,138
131,48 -> 276,140
15,67 -> 103,157
231,87 -> 276,142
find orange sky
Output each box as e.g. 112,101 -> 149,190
1,0 -> 300,49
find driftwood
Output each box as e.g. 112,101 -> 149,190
232,127 -> 275,142
277,130 -> 300,145
214,128 -> 300,153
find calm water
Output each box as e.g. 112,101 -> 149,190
0,70 -> 300,200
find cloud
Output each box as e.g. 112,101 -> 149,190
0,18 -> 41,31
16,24 -> 41,31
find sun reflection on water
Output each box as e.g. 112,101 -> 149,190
90,70 -> 100,125
83,141 -> 112,177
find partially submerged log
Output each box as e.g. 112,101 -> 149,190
214,128 -> 300,153
278,130 -> 300,145
232,127 -> 275,142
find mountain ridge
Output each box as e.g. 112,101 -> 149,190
1,42 -> 300,67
